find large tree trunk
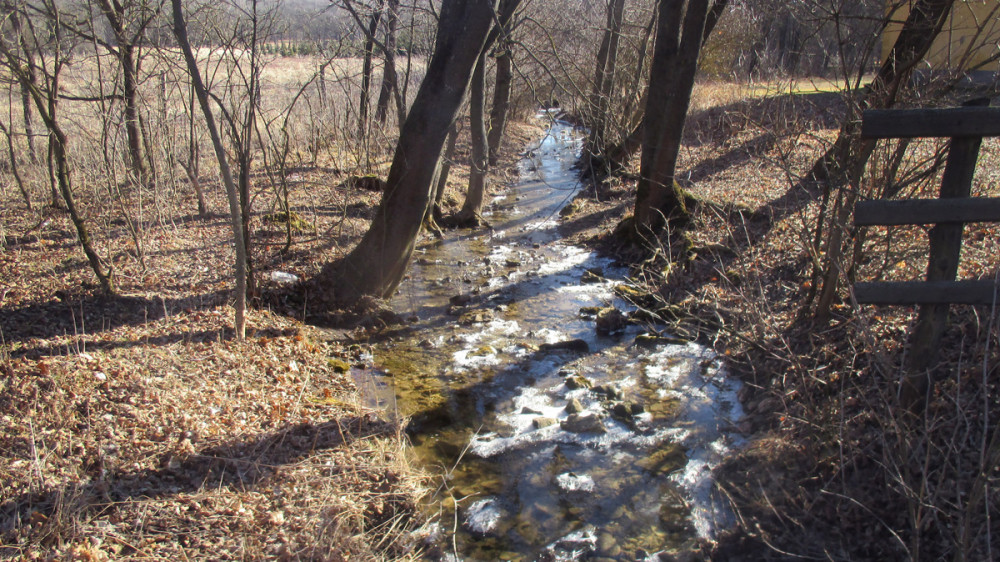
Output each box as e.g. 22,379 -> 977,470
633,0 -> 718,235
319,0 -> 499,304
172,0 -> 247,339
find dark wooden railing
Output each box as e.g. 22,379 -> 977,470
854,99 -> 1000,409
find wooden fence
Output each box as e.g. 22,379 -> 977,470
853,99 -> 1000,408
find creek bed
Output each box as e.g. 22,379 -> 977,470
358,118 -> 744,560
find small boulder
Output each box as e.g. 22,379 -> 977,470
565,398 -> 585,414
560,413 -> 606,434
565,375 -> 593,390
539,339 -> 590,353
533,417 -> 558,429
595,308 -> 627,335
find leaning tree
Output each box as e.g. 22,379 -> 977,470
315,0 -> 500,304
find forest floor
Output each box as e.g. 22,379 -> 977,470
2,81 -> 998,561
560,83 -> 999,560
0,104 -> 538,560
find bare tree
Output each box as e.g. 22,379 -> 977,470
632,0 -> 729,236
0,0 -> 114,291
315,0 -> 500,304
171,0 -> 247,338
809,0 -> 957,320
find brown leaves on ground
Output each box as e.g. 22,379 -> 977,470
566,84 -> 999,561
1,308 -> 424,560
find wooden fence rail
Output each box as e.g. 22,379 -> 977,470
855,98 -> 1000,410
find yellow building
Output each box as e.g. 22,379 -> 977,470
883,0 -> 1000,73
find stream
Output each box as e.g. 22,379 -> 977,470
357,117 -> 745,560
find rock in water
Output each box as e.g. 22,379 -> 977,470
560,413 -> 606,434
539,339 -> 590,353
595,308 -> 627,335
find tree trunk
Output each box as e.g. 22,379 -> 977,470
375,0 -> 402,126
120,44 -> 147,181
172,0 -> 247,339
633,0 -> 717,235
432,121 -> 460,223
487,39 -> 513,167
585,0 -> 626,162
319,0 -> 498,304
456,50 -> 489,225
10,11 -> 39,166
809,0 -> 956,185
97,0 -> 148,183
594,0 -> 727,178
0,117 -> 32,210
358,0 -> 385,138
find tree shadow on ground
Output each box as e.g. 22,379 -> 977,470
0,290 -> 231,356
0,414 -> 393,539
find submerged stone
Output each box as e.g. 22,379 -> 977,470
565,375 -> 593,390
459,309 -> 495,325
450,293 -> 473,306
470,345 -> 497,357
635,333 -> 688,347
327,359 -> 350,373
592,384 -> 623,400
539,339 -> 590,353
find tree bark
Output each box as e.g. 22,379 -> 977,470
358,0 -> 385,138
633,0 -> 717,235
375,0 -> 403,126
172,0 -> 247,339
585,0 -> 626,162
319,0 -> 498,304
456,50 -> 489,225
487,39 -> 513,167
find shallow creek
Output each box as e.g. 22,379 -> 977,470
358,118 -> 745,560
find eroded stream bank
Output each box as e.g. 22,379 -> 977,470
357,119 -> 744,560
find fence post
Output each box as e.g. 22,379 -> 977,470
899,97 -> 990,412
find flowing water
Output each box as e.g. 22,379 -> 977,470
357,118 -> 744,560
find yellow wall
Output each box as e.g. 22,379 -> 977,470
883,0 -> 1000,71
